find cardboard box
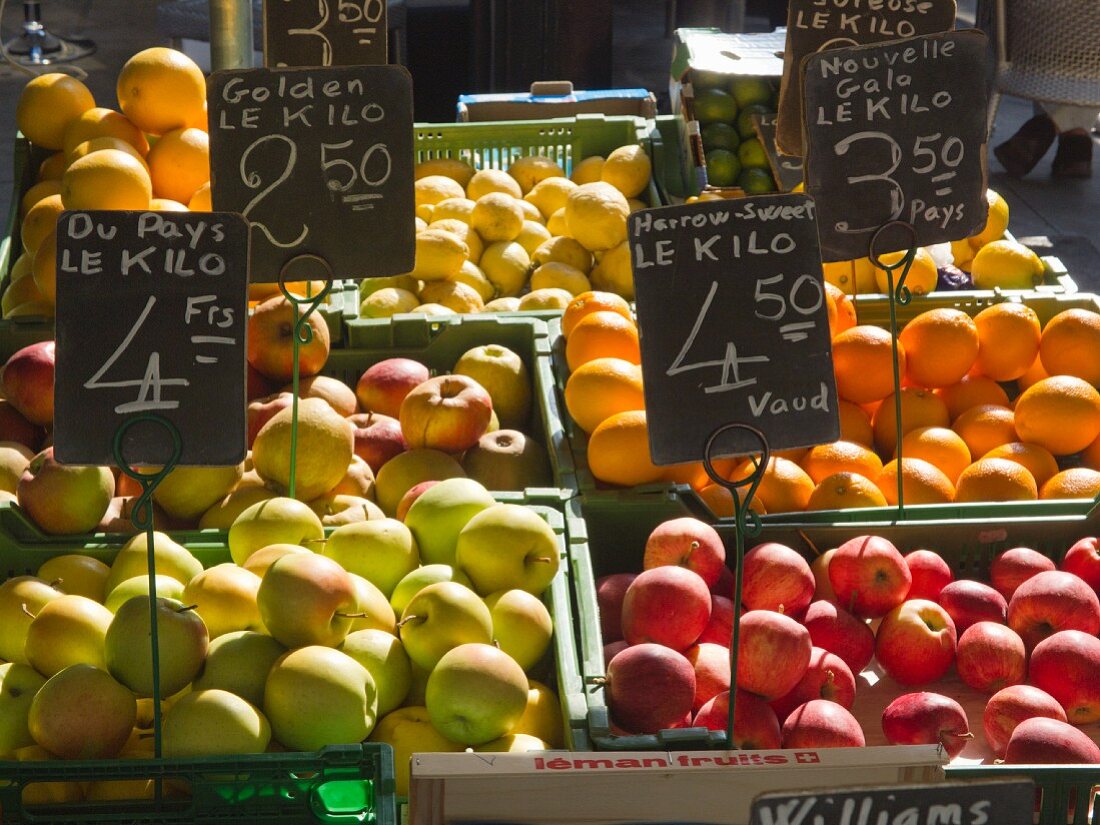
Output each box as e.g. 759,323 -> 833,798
457,82 -> 657,122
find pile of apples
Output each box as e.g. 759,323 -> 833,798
597,517 -> 1100,766
0,475 -> 564,801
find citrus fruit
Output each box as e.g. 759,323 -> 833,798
564,357 -> 646,434
589,242 -> 634,300
67,136 -> 148,171
188,181 -> 211,211
951,239 -> 976,272
416,175 -> 466,207
970,240 -> 1044,290
587,410 -> 664,487
982,442 -> 1059,489
546,207 -> 569,236
898,308 -> 979,388
16,73 -> 95,150
952,404 -> 1018,458
467,169 -> 522,200
518,288 -> 573,311
704,149 -> 741,187
807,472 -> 888,511
532,237 -> 592,274
430,218 -> 483,263
506,155 -> 564,195
570,156 -> 604,185
514,220 -> 553,257
411,228 -> 468,281
564,311 -> 640,372
1017,354 -> 1049,392
872,388 -> 951,455
823,257 -> 878,296
936,375 -> 1010,421
971,302 -> 1043,382
31,229 -> 57,303
564,183 -> 629,252
600,145 -> 651,199
799,441 -> 883,485
696,484 -> 766,518
730,77 -> 773,110
531,262 -> 591,296
418,280 -> 484,313
898,426 -> 971,483
825,283 -> 857,338
701,122 -> 740,152
479,241 -> 530,298
693,88 -> 738,124
37,152 -> 67,182
737,168 -> 777,194
831,325 -> 907,405
62,107 -> 148,157
60,149 -> 152,210
729,457 -> 814,514
525,177 -> 579,221
116,47 -> 206,135
1040,468 -> 1100,500
20,194 -> 64,257
361,287 -> 419,318
875,458 -> 955,506
20,179 -> 61,217
470,192 -> 524,242
690,69 -> 730,91
737,138 -> 769,170
415,158 -> 475,188
954,458 -> 1038,502
149,198 -> 188,212
146,127 -> 209,204
1039,308 -> 1100,386
431,197 -> 476,223
838,400 -> 874,447
736,103 -> 771,140
562,291 -> 632,337
873,248 -> 938,297
1014,375 -> 1100,456
2,267 -> 43,316
969,189 -> 1010,248
453,260 -> 494,302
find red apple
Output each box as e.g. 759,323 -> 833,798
781,699 -> 865,748
694,689 -> 782,749
17,447 -> 114,535
874,599 -> 957,685
1007,570 -> 1100,651
622,567 -> 711,651
828,535 -> 911,618
280,375 -> 358,417
1028,629 -> 1100,724
643,517 -> 726,588
983,684 -> 1067,758
710,564 -> 735,598
349,412 -> 407,474
697,595 -> 733,646
803,600 -> 875,675
955,621 -> 1026,693
811,548 -> 838,603
936,579 -> 1007,633
606,643 -> 695,734
903,549 -> 953,601
399,375 -> 493,453
355,358 -> 431,418
0,400 -> 44,452
1,341 -> 54,426
741,542 -> 814,616
247,295 -> 330,382
596,573 -> 637,645
881,692 -> 971,758
1061,537 -> 1100,597
686,643 -> 731,711
1004,717 -> 1100,764
603,640 -> 628,667
770,647 -> 856,723
394,480 -> 440,522
990,547 -> 1055,600
735,609 -> 811,701
247,392 -> 293,447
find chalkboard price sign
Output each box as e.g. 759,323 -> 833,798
631,195 -> 839,465
264,0 -> 388,68
751,114 -> 804,193
208,65 -> 415,282
801,30 -> 991,262
54,210 -> 249,467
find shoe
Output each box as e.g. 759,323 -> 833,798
1052,129 -> 1093,178
993,114 -> 1057,177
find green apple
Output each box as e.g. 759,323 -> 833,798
323,518 -> 419,597
228,497 -> 325,566
105,596 -> 209,697
374,448 -> 465,515
309,493 -> 385,527
347,574 -> 397,634
163,688 -> 271,757
398,581 -> 492,670
28,664 -> 136,759
17,448 -> 114,535
512,679 -> 564,748
453,344 -> 532,429
455,504 -> 560,596
152,462 -> 244,522
24,594 -> 113,676
461,429 -> 552,491
476,733 -> 549,752
0,663 -> 46,757
0,577 -> 61,663
105,574 -> 185,613
369,706 -> 464,797
193,630 -> 287,708
252,398 -> 355,501
104,531 -> 203,595
264,646 -> 378,751
182,563 -> 264,638
484,589 -> 552,672
425,643 -> 529,746
35,554 -> 110,603
242,543 -> 312,578
257,553 -> 358,648
339,629 -> 411,716
389,564 -> 474,616
404,478 -> 496,566
199,485 -> 276,530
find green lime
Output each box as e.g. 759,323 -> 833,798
701,122 -> 741,152
736,103 -> 771,140
729,77 -> 774,110
690,69 -> 731,92
693,88 -> 738,125
737,167 -> 778,194
705,149 -> 741,187
738,137 -> 769,170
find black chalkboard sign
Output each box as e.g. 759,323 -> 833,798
208,65 -> 415,282
53,211 -> 249,467
801,30 -> 991,262
775,0 -> 957,156
749,779 -> 1033,825
631,195 -> 839,465
264,0 -> 388,68
752,114 -> 804,193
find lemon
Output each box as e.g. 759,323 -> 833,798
570,156 -> 605,185
822,260 -> 856,294
532,236 -> 592,273
590,241 -> 634,300
600,145 -> 651,199
9,253 -> 31,284
470,192 -> 524,242
518,199 -> 543,223
360,273 -> 420,299
705,149 -> 740,187
430,218 -> 484,263
480,241 -> 531,297
507,155 -> 565,194
149,198 -> 188,211
627,198 -> 647,213
415,158 -> 475,188
415,204 -> 435,223
951,239 -> 976,272
524,177 -> 578,220
515,220 -> 553,256
21,194 -> 64,256
564,182 -> 629,252
694,88 -> 738,124
968,189 -> 1010,249
16,73 -> 95,150
453,260 -> 496,301
2,272 -> 43,316
361,287 -> 419,317
520,288 -> 574,310
484,297 -> 522,312
20,179 -> 61,216
67,136 -> 148,169
467,169 -> 522,200
412,228 -> 468,282
415,216 -> 428,232
419,280 -> 485,313
415,175 -> 465,207
188,182 -> 211,211
531,262 -> 592,296
971,240 -> 1044,290
61,149 -> 152,210
873,247 -> 938,296
431,197 -> 476,223
547,207 -> 570,237
411,303 -> 455,317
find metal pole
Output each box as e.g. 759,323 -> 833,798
209,0 -> 254,71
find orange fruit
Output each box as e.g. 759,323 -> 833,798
982,442 -> 1059,489
1040,468 -> 1100,500
20,179 -> 62,217
898,309 -> 979,389
116,47 -> 206,136
1014,375 -> 1100,456
799,440 -> 883,485
32,229 -> 57,304
1083,432 -> 1100,471
728,457 -> 814,514
1039,309 -> 1100,386
898,426 -> 972,484
807,472 -> 888,511
188,181 -> 212,211
146,127 -> 210,204
696,484 -> 766,518
66,135 -> 149,170
62,107 -> 149,157
561,291 -> 632,337
875,458 -> 955,506
662,461 -> 710,490
973,303 -> 1042,381
952,404 -> 1018,458
564,311 -> 640,372
955,458 -> 1038,502
20,194 -> 64,257
564,357 -> 645,435
831,325 -> 907,404
838,400 -> 874,447
16,73 -> 95,150
1017,354 -> 1049,392
37,152 -> 67,182
824,282 -> 856,338
872,387 -> 950,455
149,198 -> 189,212
936,375 -> 1010,421
587,410 -> 664,487
60,149 -> 152,211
